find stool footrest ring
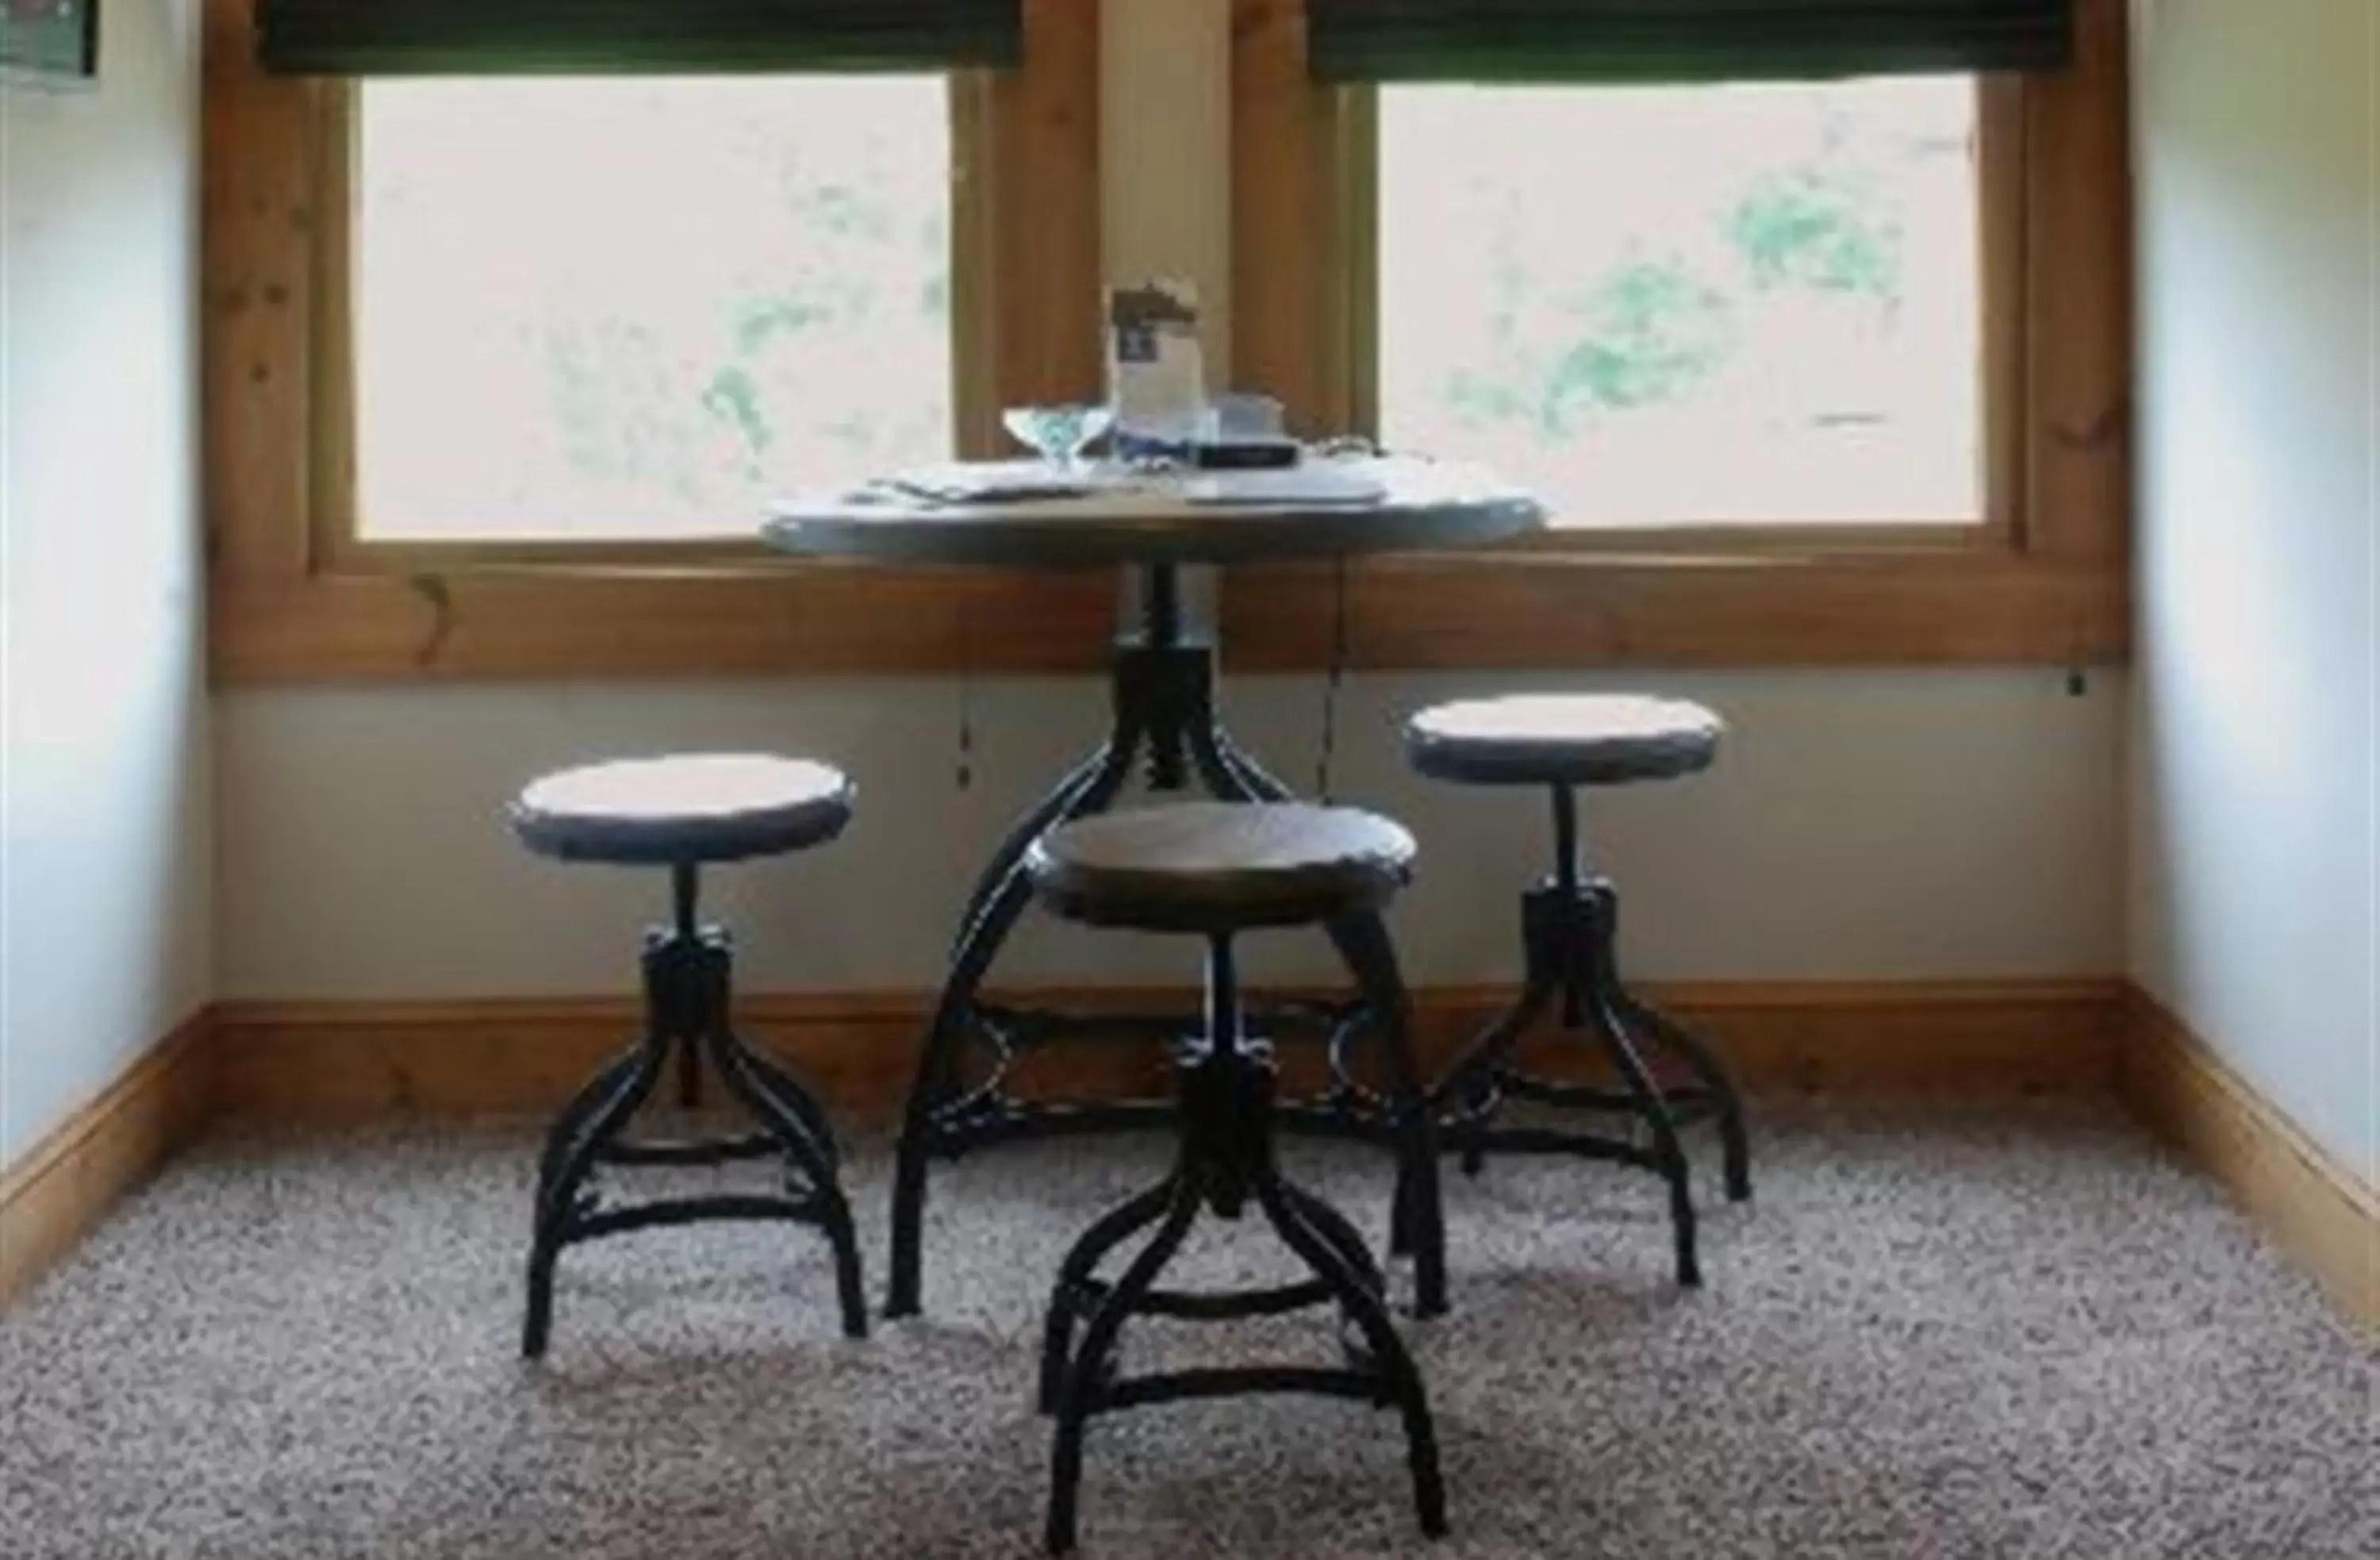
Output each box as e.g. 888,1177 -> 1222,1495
557,1192 -> 840,1246
595,1130 -> 786,1168
1448,1127 -> 1666,1172
1061,1275 -> 1339,1322
1096,1366 -> 1391,1413
1472,1071 -> 1724,1122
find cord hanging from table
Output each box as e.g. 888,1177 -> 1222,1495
1316,553 -> 1348,803
956,586 -> 977,792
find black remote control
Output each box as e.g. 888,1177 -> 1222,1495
1190,437 -> 1303,470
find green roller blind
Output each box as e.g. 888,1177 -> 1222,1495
255,0 -> 1023,76
1307,1 -> 2075,83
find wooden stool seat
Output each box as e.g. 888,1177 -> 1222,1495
1404,694 -> 1722,787
509,754 -> 853,866
1026,801 -> 1415,933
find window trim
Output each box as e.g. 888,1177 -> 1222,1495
1222,0 -> 2131,670
205,0 -> 1111,682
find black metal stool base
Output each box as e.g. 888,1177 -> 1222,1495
889,564 -> 1445,1324
1438,788 -> 1752,1291
523,867 -> 866,1357
1040,942 -> 1445,1554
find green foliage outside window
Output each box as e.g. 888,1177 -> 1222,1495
1437,155 -> 1905,442
355,76 -> 951,540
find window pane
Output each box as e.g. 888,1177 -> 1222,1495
353,77 -> 950,542
1379,78 -> 1982,527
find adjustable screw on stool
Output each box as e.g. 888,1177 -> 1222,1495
508,754 -> 868,1356
1026,801 -> 1446,1554
1404,695 -> 1752,1289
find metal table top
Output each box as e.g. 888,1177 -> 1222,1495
762,455 -> 1546,569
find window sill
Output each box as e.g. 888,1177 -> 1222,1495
209,562 -> 1120,683
1219,548 -> 2128,670
210,542 -> 2125,684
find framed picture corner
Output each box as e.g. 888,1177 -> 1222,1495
0,0 -> 101,94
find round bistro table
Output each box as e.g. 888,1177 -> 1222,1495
765,455 -> 1546,1320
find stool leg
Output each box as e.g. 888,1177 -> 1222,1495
954,745 -> 1119,952
1618,996 -> 1752,1203
674,1027 -> 703,1110
1189,723 -> 1284,803
1572,886 -> 1700,1289
524,1037 -> 666,1359
721,1035 -> 844,1176
1337,913 -> 1446,1319
1277,1181 -> 1387,1297
1436,970 -> 1557,1178
889,870 -> 1036,1320
1253,1171 -> 1449,1539
536,1043 -> 647,1212
1279,1179 -> 1396,1380
1038,1177 -> 1180,1414
708,1033 -> 868,1341
1046,1178 -> 1203,1556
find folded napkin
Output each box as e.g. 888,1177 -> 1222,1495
854,461 -> 1096,505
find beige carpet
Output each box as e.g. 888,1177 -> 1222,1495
2,1101 -> 2373,1558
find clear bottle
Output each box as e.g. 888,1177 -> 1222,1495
1106,279 -> 1209,461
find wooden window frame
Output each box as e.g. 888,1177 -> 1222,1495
1223,0 -> 2133,670
205,0 -> 1111,682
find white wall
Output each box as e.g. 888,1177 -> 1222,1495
2128,0 -> 2378,1176
1,1 -> 212,1166
214,0 -> 2125,1009
218,669 -> 2122,999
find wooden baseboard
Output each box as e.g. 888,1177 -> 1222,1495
33,982 -> 2378,1337
209,978 -> 2128,1130
2119,991 -> 2378,1329
0,1010 -> 217,1306
211,992 -> 936,1128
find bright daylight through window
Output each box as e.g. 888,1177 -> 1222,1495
352,76 -> 951,542
1379,77 -> 1983,528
